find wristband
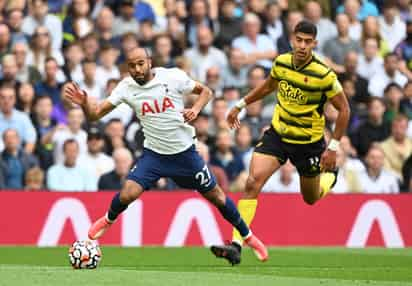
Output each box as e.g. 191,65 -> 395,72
235,99 -> 247,110
327,138 -> 340,152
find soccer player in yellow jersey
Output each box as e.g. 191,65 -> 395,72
211,20 -> 350,265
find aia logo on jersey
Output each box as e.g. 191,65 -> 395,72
141,97 -> 175,116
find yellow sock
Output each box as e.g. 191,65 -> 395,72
319,172 -> 337,198
232,199 -> 258,245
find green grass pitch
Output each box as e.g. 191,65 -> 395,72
0,247 -> 411,286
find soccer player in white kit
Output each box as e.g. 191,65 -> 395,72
64,48 -> 267,264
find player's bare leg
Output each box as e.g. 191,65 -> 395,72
88,180 -> 144,240
210,153 -> 281,264
299,171 -> 338,205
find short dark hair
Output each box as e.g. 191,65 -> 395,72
294,20 -> 317,38
63,138 -> 78,151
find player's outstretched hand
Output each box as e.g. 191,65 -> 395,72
64,82 -> 87,107
227,107 -> 241,129
320,149 -> 337,172
181,108 -> 199,123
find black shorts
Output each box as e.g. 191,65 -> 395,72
254,126 -> 326,177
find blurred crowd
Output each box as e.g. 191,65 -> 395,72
1,0 -> 412,193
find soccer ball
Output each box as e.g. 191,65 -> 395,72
68,240 -> 102,269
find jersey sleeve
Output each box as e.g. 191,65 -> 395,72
106,81 -> 125,106
174,68 -> 196,95
324,71 -> 343,99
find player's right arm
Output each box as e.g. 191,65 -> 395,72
64,82 -> 116,122
227,75 -> 278,129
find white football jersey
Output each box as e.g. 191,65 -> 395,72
107,67 -> 197,155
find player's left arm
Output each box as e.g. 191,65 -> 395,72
181,82 -> 213,123
320,91 -> 351,171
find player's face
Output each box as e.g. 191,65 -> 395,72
292,32 -> 317,62
127,56 -> 152,85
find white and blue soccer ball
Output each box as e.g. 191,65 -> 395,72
68,240 -> 102,269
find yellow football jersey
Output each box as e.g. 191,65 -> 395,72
270,52 -> 343,144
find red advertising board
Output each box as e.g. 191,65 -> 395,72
0,192 -> 411,247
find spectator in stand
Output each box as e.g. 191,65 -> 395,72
95,6 -> 117,47
78,126 -> 115,181
81,33 -> 100,62
242,100 -> 268,144
210,128 -> 245,181
41,108 -> 87,164
0,54 -> 21,91
262,160 -> 300,193
113,0 -> 139,37
264,1 -> 285,49
24,166 -> 44,190
185,0 -> 216,47
31,95 -> 56,171
103,118 -> 132,156
7,8 -> 27,46
342,0 -> 362,41
232,13 -> 277,71
208,98 -> 229,138
340,76 -> 368,131
205,66 -> 223,97
191,108 -> 209,139
332,145 -> 362,193
62,0 -> 91,47
358,144 -> 400,193
47,138 -> 95,191
62,41 -> 84,83
323,13 -> 361,74
338,51 -> 369,103
152,34 -> 175,68
383,83 -> 404,122
34,57 -> 64,109
26,26 -> 64,77
336,0 -> 379,21
215,0 -> 242,50
350,97 -> 391,158
96,45 -> 120,88
0,23 -> 11,61
340,135 -> 366,172
361,16 -> 390,58
166,15 -> 186,57
379,114 -> 412,179
288,0 -> 332,19
368,53 -> 408,97
222,86 -> 242,113
22,0 -> 62,50
379,2 -> 406,51
0,85 -> 36,154
138,19 -> 156,49
222,48 -> 248,90
357,37 -> 384,80
16,83 -> 35,114
303,1 -> 337,55
398,0 -> 412,21
234,124 -> 254,171
395,20 -> 412,80
0,129 -> 38,189
79,59 -> 104,101
12,42 -> 42,84
117,32 -> 139,64
196,140 -> 229,193
98,147 -> 133,190
184,25 -> 227,83
400,81 -> 412,121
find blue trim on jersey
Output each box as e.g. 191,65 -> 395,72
127,145 -> 217,193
